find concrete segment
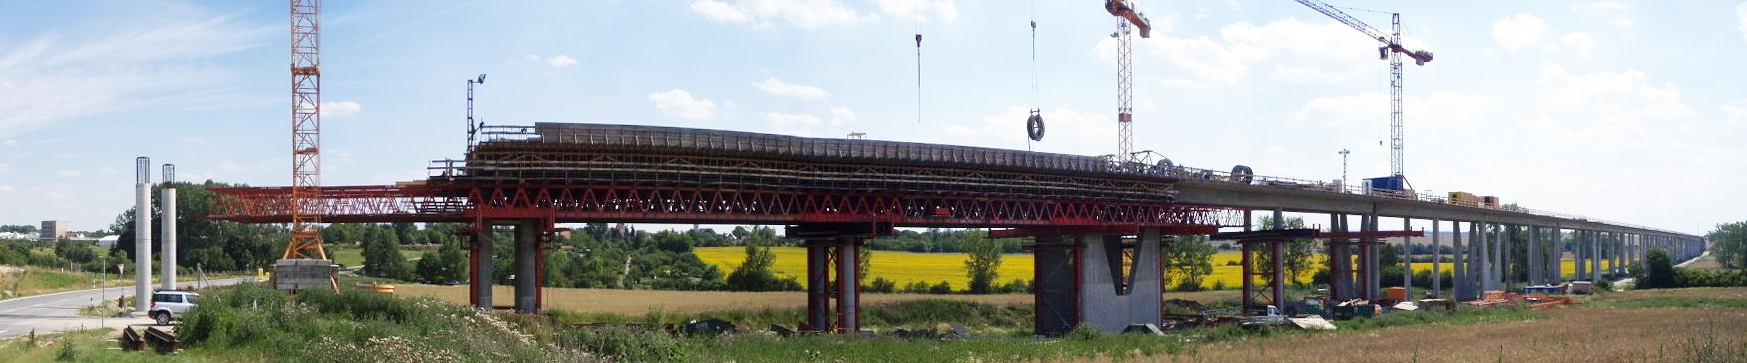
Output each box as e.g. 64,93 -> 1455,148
514,219 -> 539,314
1075,232 -> 1161,334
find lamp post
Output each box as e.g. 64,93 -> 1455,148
1338,149 -> 1351,187
466,74 -> 486,149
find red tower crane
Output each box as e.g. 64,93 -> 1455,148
1292,1 -> 1432,178
1105,0 -> 1151,162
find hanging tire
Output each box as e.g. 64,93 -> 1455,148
1232,165 -> 1254,184
1150,158 -> 1174,175
1026,113 -> 1045,141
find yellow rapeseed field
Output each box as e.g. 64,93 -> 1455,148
698,247 -> 1610,289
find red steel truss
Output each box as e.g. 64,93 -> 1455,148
211,181 -> 1244,229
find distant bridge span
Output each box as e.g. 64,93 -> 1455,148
209,123 -> 1704,335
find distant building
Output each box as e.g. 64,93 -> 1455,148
98,235 -> 120,249
40,220 -> 67,240
0,232 -> 29,240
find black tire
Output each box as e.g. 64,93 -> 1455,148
153,312 -> 170,325
1026,113 -> 1045,141
1232,165 -> 1254,184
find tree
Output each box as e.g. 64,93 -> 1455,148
724,242 -> 798,291
361,225 -> 410,280
392,222 -> 419,245
1163,235 -> 1216,291
109,182 -> 282,273
1641,249 -> 1675,289
1709,221 -> 1747,270
963,229 -> 1002,294
1256,215 -> 1318,284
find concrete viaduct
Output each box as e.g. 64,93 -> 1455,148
209,123 -> 1704,335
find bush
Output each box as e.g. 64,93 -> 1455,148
901,281 -> 933,294
865,277 -> 897,293
1065,323 -> 1103,340
558,327 -> 689,362
1173,279 -> 1204,292
928,281 -> 954,294
1640,250 -> 1676,289
1210,280 -> 1227,291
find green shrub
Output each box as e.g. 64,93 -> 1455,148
865,277 -> 897,293
1065,323 -> 1102,340
557,327 -> 689,362
928,281 -> 954,294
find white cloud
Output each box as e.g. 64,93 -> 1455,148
688,0 -> 870,29
99,167 -> 119,176
691,0 -> 751,24
828,107 -> 855,126
56,170 -> 81,178
1492,14 -> 1551,50
180,137 -> 206,144
873,0 -> 957,22
1531,64 -> 1693,149
321,101 -> 361,118
0,185 -> 11,194
1738,3 -> 1747,42
765,112 -> 823,136
1289,92 -> 1386,127
0,12 -> 272,138
1605,16 -> 1633,28
647,89 -> 718,120
1724,99 -> 1747,124
545,55 -> 577,68
751,77 -> 830,99
1101,17 -> 1385,88
948,106 -> 1113,156
1562,31 -> 1596,59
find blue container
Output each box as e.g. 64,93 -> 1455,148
1367,176 -> 1406,191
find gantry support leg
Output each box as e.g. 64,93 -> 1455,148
1032,236 -> 1075,336
470,226 -> 494,310
806,239 -> 830,332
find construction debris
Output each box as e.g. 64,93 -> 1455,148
1288,316 -> 1337,330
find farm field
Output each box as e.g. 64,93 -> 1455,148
393,283 -> 1242,315
697,247 -> 1607,289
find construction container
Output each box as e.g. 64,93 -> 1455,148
1569,281 -> 1593,294
1366,175 -> 1406,191
1386,287 -> 1407,301
1448,191 -> 1478,206
1481,196 -> 1500,208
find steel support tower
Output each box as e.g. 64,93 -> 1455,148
287,0 -> 326,261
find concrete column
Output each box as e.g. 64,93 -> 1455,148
1432,219 -> 1441,299
472,231 -> 493,309
836,236 -> 860,332
1529,226 -> 1541,287
1270,212 -> 1285,308
1402,217 -> 1413,302
514,219 -> 539,314
1590,231 -> 1601,282
806,240 -> 830,331
1328,213 -> 1351,300
161,185 -> 177,290
1363,214 -> 1380,300
1467,221 -> 1481,298
134,160 -> 152,313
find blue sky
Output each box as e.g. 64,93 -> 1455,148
1,0 -> 1743,235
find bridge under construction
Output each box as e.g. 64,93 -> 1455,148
209,122 -> 1706,335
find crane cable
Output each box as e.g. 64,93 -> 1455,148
1025,0 -> 1045,146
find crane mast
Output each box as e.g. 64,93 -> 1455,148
287,0 -> 325,260
1292,0 -> 1431,178
1105,0 -> 1151,163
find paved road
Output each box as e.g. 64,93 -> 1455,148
0,278 -> 250,339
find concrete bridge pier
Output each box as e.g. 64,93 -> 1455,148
1030,228 -> 1163,335
1450,220 -> 1469,301
1362,214 -> 1380,300
792,223 -> 888,334
1529,226 -> 1542,286
470,227 -> 494,310
513,219 -> 543,314
1327,214 -> 1357,300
